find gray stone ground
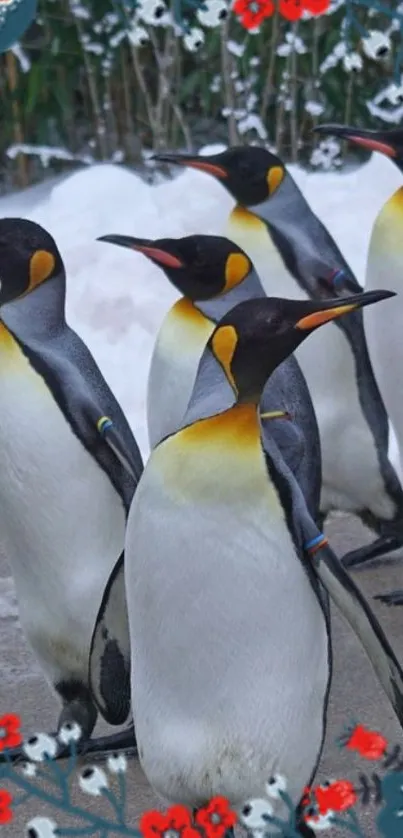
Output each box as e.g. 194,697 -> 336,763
1,513 -> 403,837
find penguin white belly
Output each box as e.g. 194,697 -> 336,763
125,405 -> 329,809
225,210 -> 395,519
147,298 -> 214,448
364,188 -> 403,481
0,325 -> 125,687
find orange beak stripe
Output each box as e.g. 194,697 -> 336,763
345,136 -> 397,157
296,303 -> 357,331
181,160 -> 228,178
132,246 -> 183,268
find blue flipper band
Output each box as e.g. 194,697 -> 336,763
305,533 -> 329,554
331,270 -> 345,287
97,416 -> 113,436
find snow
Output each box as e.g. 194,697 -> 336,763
0,148 -> 401,460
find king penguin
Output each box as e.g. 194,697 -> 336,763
98,232 -> 321,521
0,218 -> 143,762
152,147 -> 403,570
89,288 -> 403,838
313,125 -> 403,603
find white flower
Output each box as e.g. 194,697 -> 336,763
240,798 -> 274,831
277,32 -> 307,57
227,40 -> 245,58
79,765 -> 109,796
197,0 -> 228,28
304,100 -> 325,117
265,774 -> 287,799
343,52 -> 363,72
304,811 -> 335,830
137,0 -> 167,26
362,30 -> 391,60
311,139 -> 342,170
25,817 -> 58,838
58,721 -> 82,746
107,752 -> 128,774
127,24 -> 149,46
277,43 -> 291,57
183,27 -> 205,52
20,761 -> 37,777
23,733 -> 58,762
385,82 -> 403,106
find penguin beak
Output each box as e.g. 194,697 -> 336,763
151,152 -> 228,179
295,289 -> 396,331
97,234 -> 184,268
313,124 -> 398,158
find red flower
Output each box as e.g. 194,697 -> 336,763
302,0 -> 330,13
233,0 -> 274,30
0,714 -> 22,751
346,724 -> 388,759
140,805 -> 200,838
0,790 -> 13,825
277,0 -> 304,20
195,797 -> 237,838
315,780 -> 357,814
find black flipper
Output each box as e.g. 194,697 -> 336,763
342,536 -> 402,569
262,431 -> 403,733
374,590 -> 403,607
89,553 -> 132,726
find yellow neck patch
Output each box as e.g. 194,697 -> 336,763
267,166 -> 284,195
230,205 -> 265,230
176,402 -> 260,451
29,250 -> 55,292
223,252 -> 250,292
171,297 -> 212,330
211,325 -> 238,395
0,322 -> 18,356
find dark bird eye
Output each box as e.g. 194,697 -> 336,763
237,161 -> 250,176
193,248 -> 206,267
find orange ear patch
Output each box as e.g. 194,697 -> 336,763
224,252 -> 251,291
267,166 -> 284,195
29,250 -> 55,291
211,324 -> 238,394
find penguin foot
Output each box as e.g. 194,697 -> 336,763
0,724 -> 137,765
374,590 -> 403,607
76,724 -> 137,761
0,743 -> 29,764
341,536 -> 403,569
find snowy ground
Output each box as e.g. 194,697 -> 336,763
0,147 -> 401,459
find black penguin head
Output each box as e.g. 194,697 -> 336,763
314,124 -> 403,173
209,290 -> 396,402
0,218 -> 63,306
151,147 -> 286,206
97,233 -> 252,301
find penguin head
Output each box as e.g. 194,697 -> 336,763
97,233 -> 253,300
208,290 -> 396,402
151,147 -> 286,206
314,124 -> 403,172
0,218 -> 63,306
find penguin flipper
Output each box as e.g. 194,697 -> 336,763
306,538 -> 403,730
260,411 -> 304,482
6,329 -> 144,508
89,552 -> 132,726
374,590 -> 403,607
96,416 -> 139,481
262,431 -> 403,732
